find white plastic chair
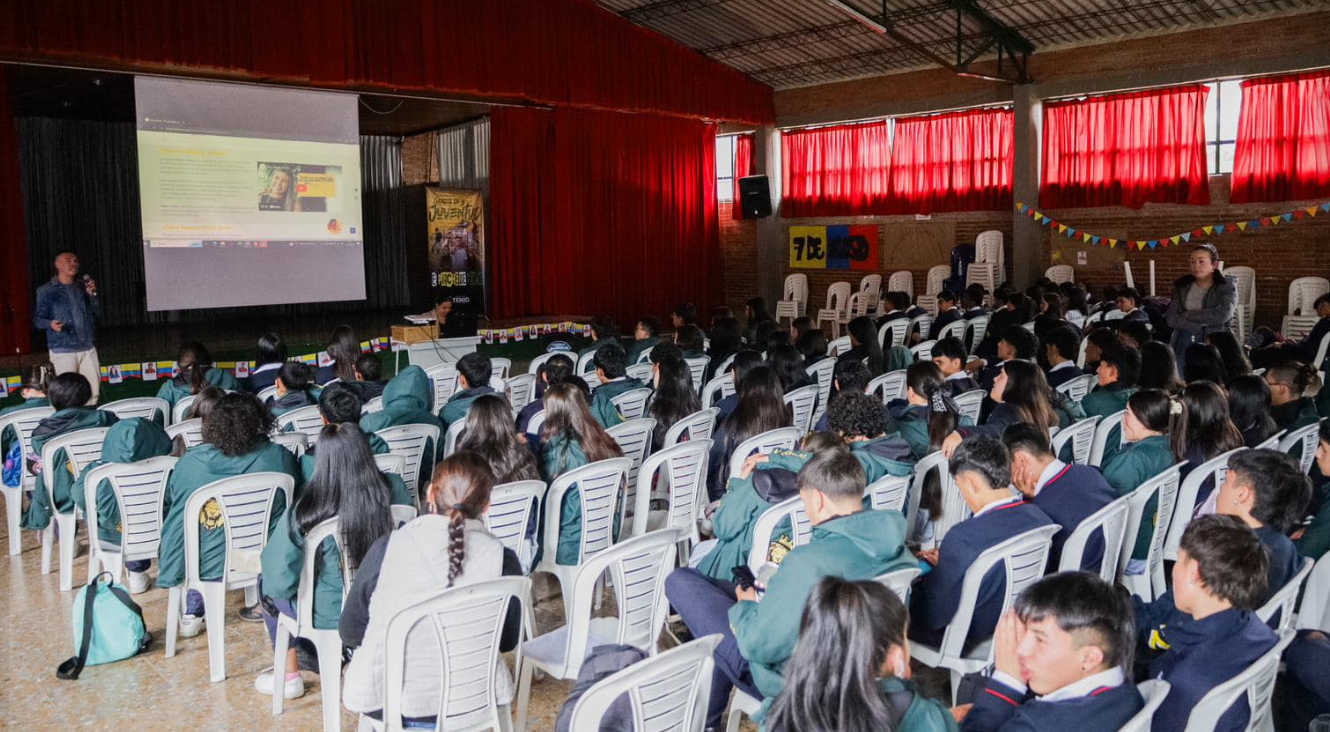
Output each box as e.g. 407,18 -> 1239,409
629,440 -> 711,565
608,418 -> 657,491
1049,415 -> 1100,466
99,397 -> 170,426
784,384 -> 819,434
611,388 -> 654,420
866,474 -> 910,512
906,451 -> 967,547
504,373 -> 537,417
909,313 -> 933,341
925,265 -> 950,296
866,369 -> 909,404
746,496 -> 813,573
805,358 -> 836,427
775,273 -> 808,323
966,315 -> 990,353
911,524 -> 1060,702
1225,265 -> 1256,343
276,405 -> 325,443
484,480 -> 546,573
701,374 -> 733,409
565,635 -> 721,732
1119,680 -> 1171,732
910,339 -> 936,362
1044,264 -> 1074,284
684,357 -> 710,395
82,456 -> 177,584
165,472 -> 295,682
161,416 -> 200,446
531,457 -> 633,625
888,270 -> 914,299
816,282 -> 853,338
726,427 -> 803,484
255,385 -> 280,403
376,424 -> 441,493
953,390 -> 985,425
0,405 -> 53,555
489,357 -> 511,381
370,577 -> 532,732
1119,464 -> 1185,603
967,230 -> 1004,294
663,408 -> 720,448
634,347 -> 656,366
374,453 -> 410,498
876,567 -> 921,602
442,419 -> 467,460
859,273 -> 883,312
1179,629 -> 1294,732
424,362 -> 459,412
1087,410 -> 1126,468
517,529 -> 682,732
1165,448 -> 1243,562
937,319 -> 968,346
172,395 -> 199,424
1297,552 -> 1330,631
271,518 -> 349,732
878,318 -> 910,350
39,427 -> 112,591
527,351 -> 562,376
1057,492 -> 1130,582
1289,276 -> 1330,316
527,410 -> 547,437
1256,556 -> 1313,632
575,350 -> 598,378
1278,421 -> 1320,474
826,335 -> 852,357
1055,373 -> 1097,403
626,362 -> 655,384
1255,432 -> 1283,451
271,431 -> 309,458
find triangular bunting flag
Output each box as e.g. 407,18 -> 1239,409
1321,202 -> 1330,212
1268,216 -> 1281,226
1016,203 -> 1026,213
1108,238 -> 1118,248
1083,233 -> 1092,243
1042,217 -> 1052,226
1067,228 -> 1077,237
1309,206 -> 1320,217
1294,210 -> 1307,220
1251,220 -> 1262,229
1237,221 -> 1249,231
1137,241 -> 1147,251
1283,212 -> 1294,223
1215,224 -> 1225,235
1203,225 -> 1214,236
1057,224 -> 1067,234
1149,241 -> 1159,249
1092,236 -> 1101,245
1028,208 -> 1037,218
1170,236 -> 1181,246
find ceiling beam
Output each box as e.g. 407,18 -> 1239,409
621,0 -> 729,23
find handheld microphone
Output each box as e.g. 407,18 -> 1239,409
82,273 -> 97,296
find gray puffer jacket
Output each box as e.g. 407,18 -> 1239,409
1164,273 -> 1238,337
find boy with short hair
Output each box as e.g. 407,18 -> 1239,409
578,316 -> 617,358
349,353 -> 386,402
1042,326 -> 1083,389
439,351 -> 494,428
927,290 -> 962,341
932,337 -> 980,396
269,361 -> 317,417
625,317 -> 661,365
975,326 -> 1039,393
588,343 -> 634,428
518,353 -> 573,439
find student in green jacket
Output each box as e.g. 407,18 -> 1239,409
766,577 -> 958,732
577,316 -> 617,359
155,341 -> 239,411
1266,361 -> 1323,432
887,362 -> 967,460
1081,340 -> 1139,464
440,352 -> 496,428
1,363 -> 52,486
21,373 -> 119,531
299,384 -> 413,507
359,365 -> 446,491
1295,420 -> 1330,561
538,383 -> 625,565
667,449 -> 915,728
625,317 -> 662,365
1102,389 -> 1186,567
675,323 -> 708,359
70,417 -> 173,594
157,393 -> 302,638
266,362 -> 318,418
255,422 -> 396,700
588,344 -> 638,428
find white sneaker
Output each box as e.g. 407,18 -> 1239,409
178,613 -> 205,638
254,668 -> 306,699
127,571 -> 150,595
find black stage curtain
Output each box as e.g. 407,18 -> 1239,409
17,118 -> 411,332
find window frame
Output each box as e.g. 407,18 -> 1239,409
1204,79 -> 1240,176
716,134 -> 737,202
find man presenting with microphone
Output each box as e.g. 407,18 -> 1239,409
33,250 -> 102,404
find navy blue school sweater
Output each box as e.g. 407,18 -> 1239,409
929,308 -> 963,340
1044,363 -> 1082,389
962,676 -> 1143,732
1256,524 -> 1301,603
909,500 -> 1055,648
1148,608 -> 1277,732
1031,463 -> 1117,572
945,374 -> 980,397
978,360 -> 1009,393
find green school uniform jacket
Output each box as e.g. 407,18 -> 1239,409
1080,384 -> 1135,463
541,434 -> 591,566
887,405 -> 976,460
439,385 -> 496,428
695,449 -> 808,581
729,509 -> 913,719
1102,434 -> 1175,560
299,448 -> 415,507
578,340 -> 610,359
260,507 -> 344,630
625,337 -> 660,365
21,407 -> 120,530
589,378 -> 640,428
0,396 -> 49,457
154,367 -> 239,409
360,366 -> 446,492
71,418 -> 174,545
879,678 -> 960,732
1296,502 -> 1330,561
156,440 -> 302,588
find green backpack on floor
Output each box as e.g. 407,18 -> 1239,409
57,572 -> 152,680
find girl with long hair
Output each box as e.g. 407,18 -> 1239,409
675,324 -> 707,358
1179,380 -> 1244,508
1265,361 -> 1323,432
796,328 -> 829,368
1182,344 -> 1227,386
1227,374 -> 1278,448
318,324 -> 362,385
648,355 -> 701,450
745,296 -> 774,344
844,315 -> 886,376
256,423 -> 396,699
708,365 -> 791,501
1139,341 -> 1185,395
540,383 -> 625,565
705,317 -> 744,382
457,394 -> 539,484
1207,330 -> 1251,384
155,341 -> 238,408
887,361 -> 964,460
246,332 -> 288,394
767,344 -> 809,393
940,360 -> 1060,457
342,452 -> 523,724
1103,389 -> 1187,565
766,577 -> 953,732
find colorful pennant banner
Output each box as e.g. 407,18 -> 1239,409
1017,200 -> 1330,254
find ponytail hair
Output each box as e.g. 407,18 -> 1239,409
175,341 -> 214,395
426,451 -> 496,587
1127,389 -> 1189,461
906,361 -> 958,451
21,362 -> 54,394
1268,361 -> 1323,398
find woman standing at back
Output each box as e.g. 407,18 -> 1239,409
1164,244 -> 1237,370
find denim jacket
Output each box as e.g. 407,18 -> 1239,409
33,277 -> 100,352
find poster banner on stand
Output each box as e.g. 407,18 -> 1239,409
426,188 -> 486,316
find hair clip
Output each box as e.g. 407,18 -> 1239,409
1169,399 -> 1183,416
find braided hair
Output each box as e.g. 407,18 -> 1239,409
426,451 -> 496,587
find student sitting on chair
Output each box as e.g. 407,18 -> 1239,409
1177,381 -> 1244,509
886,361 -> 967,461
675,323 -> 708,359
1042,326 -> 1083,390
1102,390 -> 1185,571
438,352 -> 495,429
517,354 -> 574,440
1082,341 -> 1141,464
707,366 -> 790,502
956,572 -> 1144,732
359,365 -> 447,482
345,354 -> 386,403
538,383 -> 625,565
1139,341 -> 1185,395
671,302 -> 698,330
243,332 -> 286,394
294,384 -> 413,507
1142,515 -> 1277,732
925,291 -> 961,342
1294,421 -> 1330,561
20,373 -> 119,532
795,328 -> 829,369
1249,292 -> 1330,369
268,361 -> 318,418
1265,361 -> 1322,432
458,394 -> 539,485
909,437 -> 1055,649
315,324 -> 361,386
1079,328 -> 1118,375
811,358 -> 870,433
1117,320 -> 1151,352
155,341 -> 238,410
707,317 -> 745,382
962,286 -> 987,320
932,337 -> 979,396
586,344 -> 633,428
1,362 -> 51,489
1003,423 -> 1116,572
941,361 -> 1060,452
577,316 -> 616,359
648,355 -> 701,451
666,449 -> 915,728
876,291 -> 911,330
625,316 -> 661,365
766,577 -> 958,732
974,326 -> 1038,394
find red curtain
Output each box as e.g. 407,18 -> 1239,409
490,107 -> 719,326
732,134 -> 755,220
1232,70 -> 1330,204
1041,85 -> 1211,209
0,0 -> 772,124
0,66 -> 30,355
888,107 -> 1013,214
781,121 -> 893,217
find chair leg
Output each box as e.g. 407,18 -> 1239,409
316,634 -> 343,732
949,670 -> 963,706
40,524 -> 53,574
244,584 -> 259,607
725,701 -> 744,732
3,488 -> 20,556
57,514 -> 76,592
201,583 -> 228,682
165,587 -> 181,657
272,622 -> 292,715
514,659 -> 534,732
86,547 -> 102,586
496,703 -> 514,732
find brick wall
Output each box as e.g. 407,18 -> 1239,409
720,201 -> 758,315
401,132 -> 439,186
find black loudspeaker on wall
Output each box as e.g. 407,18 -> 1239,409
738,175 -> 772,219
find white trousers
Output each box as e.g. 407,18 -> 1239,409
49,347 -> 101,404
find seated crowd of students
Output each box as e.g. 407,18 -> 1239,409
6,279 -> 1330,732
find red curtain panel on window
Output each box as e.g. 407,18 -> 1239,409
490,107 -> 719,325
781,120 -> 893,217
0,66 -> 31,355
888,107 -> 1014,214
1041,85 -> 1211,209
732,134 -> 755,220
1232,70 -> 1330,204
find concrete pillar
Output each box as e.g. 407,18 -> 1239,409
753,124 -> 784,307
1011,84 -> 1042,289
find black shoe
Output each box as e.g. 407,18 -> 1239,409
237,604 -> 264,623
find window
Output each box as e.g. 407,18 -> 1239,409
716,135 -> 737,201
1203,80 -> 1242,175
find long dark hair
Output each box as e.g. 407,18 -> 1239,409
175,341 -> 214,395
707,318 -> 743,363
907,361 -> 958,451
541,383 -> 624,475
1127,389 -> 1188,461
327,325 -> 360,383
427,451 -> 496,587
457,394 -> 539,483
294,423 -> 395,568
1207,331 -> 1251,383
256,332 -> 287,366
1139,341 -> 1185,394
1227,374 -> 1277,444
201,393 -> 273,457
726,365 -> 791,443
996,360 -> 1059,440
767,345 -> 807,391
848,316 -> 884,375
649,356 -> 701,447
1042,291 -> 1065,319
766,577 -> 911,732
1183,344 -> 1226,385
1181,381 -> 1243,462
796,329 -> 828,363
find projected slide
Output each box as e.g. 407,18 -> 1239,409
135,77 -> 366,311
